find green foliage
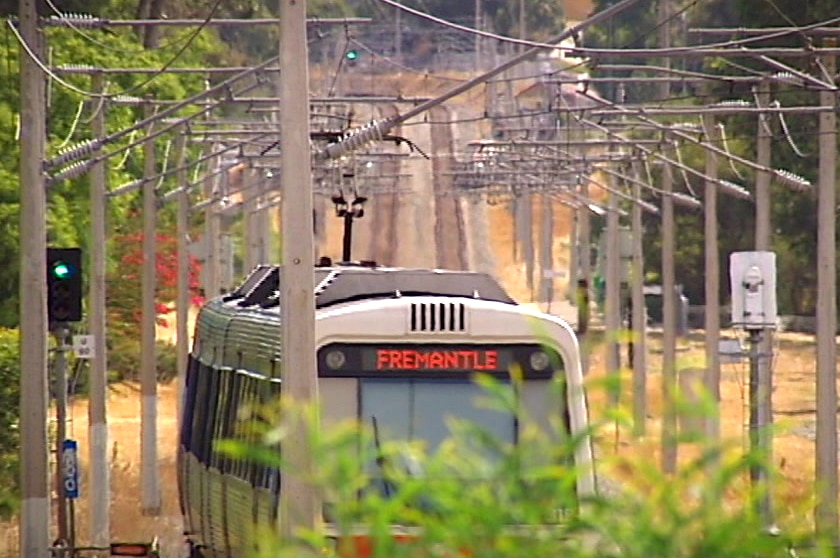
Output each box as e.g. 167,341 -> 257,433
0,328 -> 20,519
0,8 -> 226,328
221,378 -> 825,558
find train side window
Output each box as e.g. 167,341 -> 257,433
210,367 -> 233,472
233,372 -> 258,481
251,377 -> 281,489
222,369 -> 243,476
190,363 -> 211,465
246,375 -> 264,483
180,356 -> 201,452
202,367 -> 221,467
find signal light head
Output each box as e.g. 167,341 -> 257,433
52,261 -> 73,280
345,49 -> 359,61
47,248 -> 83,324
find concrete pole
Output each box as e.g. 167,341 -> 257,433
702,113 -> 721,448
814,37 -> 838,546
753,82 -> 775,528
18,0 -> 52,552
605,174 -> 622,407
279,0 -> 320,537
578,178 -> 592,375
660,160 -> 678,474
754,80 -> 772,251
395,4 -> 402,63
523,194 -> 534,299
140,101 -> 161,515
538,193 -> 554,305
568,202 -> 578,302
174,130 -> 189,422
259,174 -> 272,264
243,167 -> 260,272
658,0 -> 677,475
203,163 -> 221,298
630,167 -> 647,437
88,72 -> 110,546
474,0 -> 482,72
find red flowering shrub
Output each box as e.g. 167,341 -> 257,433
107,228 -> 204,332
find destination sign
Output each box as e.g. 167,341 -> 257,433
369,348 -> 507,372
318,343 -> 562,379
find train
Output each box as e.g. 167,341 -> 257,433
177,260 -> 594,557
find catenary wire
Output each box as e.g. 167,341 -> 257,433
8,0 -> 223,99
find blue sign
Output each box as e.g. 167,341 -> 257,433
62,439 -> 79,500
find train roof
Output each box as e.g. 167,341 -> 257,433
220,263 -> 517,310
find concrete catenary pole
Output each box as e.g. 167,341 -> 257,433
243,167 -> 260,272
753,79 -> 774,527
630,164 -> 647,437
88,72 -> 111,546
278,0 -> 320,538
605,171 -> 622,407
814,37 -> 838,547
538,192 -> 554,305
140,101 -> 161,515
203,161 -> 221,298
175,129 -> 190,421
18,0 -> 51,553
702,112 -> 721,448
660,159 -> 678,475
568,200 -> 578,302
578,176 -> 592,374
658,0 -> 678,476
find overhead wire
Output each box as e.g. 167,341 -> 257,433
43,0 -> 199,55
8,0 -> 224,99
55,100 -> 85,149
774,102 -> 809,157
374,0 -> 790,55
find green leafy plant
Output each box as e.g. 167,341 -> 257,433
220,374 -> 823,558
0,328 -> 20,519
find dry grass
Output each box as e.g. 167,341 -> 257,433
0,381 -> 186,558
583,328 -> 828,526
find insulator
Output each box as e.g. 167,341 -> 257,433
49,160 -> 92,183
637,199 -> 660,215
112,95 -> 144,105
56,64 -> 96,72
47,139 -> 102,169
670,192 -> 703,209
106,179 -> 144,198
317,119 -> 395,160
714,99 -> 751,108
717,179 -> 752,200
774,169 -> 812,191
46,13 -> 103,29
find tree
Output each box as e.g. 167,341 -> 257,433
107,213 -> 204,333
0,328 -> 20,518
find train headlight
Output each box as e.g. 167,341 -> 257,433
325,350 -> 346,370
529,350 -> 551,371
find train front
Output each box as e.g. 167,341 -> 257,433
312,267 -> 596,508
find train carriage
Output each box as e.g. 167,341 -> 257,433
178,262 -> 594,557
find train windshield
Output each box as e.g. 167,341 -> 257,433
318,343 -> 573,509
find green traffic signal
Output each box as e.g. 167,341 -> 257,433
345,49 -> 359,61
52,261 -> 72,280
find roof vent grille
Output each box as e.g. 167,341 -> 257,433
409,302 -> 466,332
